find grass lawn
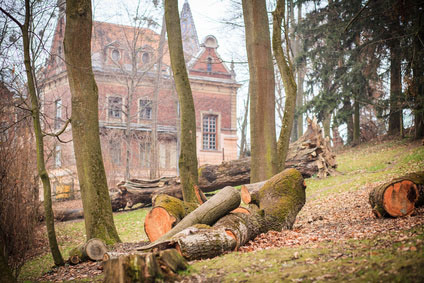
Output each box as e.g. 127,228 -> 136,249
19,138 -> 424,282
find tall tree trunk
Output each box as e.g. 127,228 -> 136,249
242,0 -> 278,182
296,4 -> 304,139
150,16 -> 166,180
353,98 -> 360,145
64,0 -> 120,244
343,98 -> 354,144
239,90 -> 250,158
388,38 -> 402,135
165,0 -> 199,204
2,0 -> 65,266
125,81 -> 135,181
273,0 -> 298,171
413,22 -> 424,139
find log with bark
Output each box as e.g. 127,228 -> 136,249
144,194 -> 199,242
68,238 -> 107,265
369,171 -> 424,218
139,186 -> 241,251
141,169 -> 306,260
103,249 -> 188,283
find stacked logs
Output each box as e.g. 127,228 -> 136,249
369,171 -> 424,218
138,168 -> 305,260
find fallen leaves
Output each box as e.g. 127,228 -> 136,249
240,185 -> 424,252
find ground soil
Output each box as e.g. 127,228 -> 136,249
34,181 -> 424,282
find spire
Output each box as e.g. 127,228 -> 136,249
180,1 -> 200,58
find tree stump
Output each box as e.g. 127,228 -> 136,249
369,171 -> 424,218
68,238 -> 107,264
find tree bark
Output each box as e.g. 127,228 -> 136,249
369,171 -> 424,218
165,0 -> 199,204
64,0 -> 120,244
103,249 -> 188,283
353,98 -> 360,145
242,0 -> 278,182
273,0 -> 298,172
150,15 -> 167,180
388,28 -> 402,136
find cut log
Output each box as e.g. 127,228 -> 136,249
139,186 -> 241,251
369,171 -> 424,218
144,194 -> 199,242
103,249 -> 188,283
68,238 -> 107,264
198,158 -> 251,192
240,181 -> 267,205
158,169 -> 306,260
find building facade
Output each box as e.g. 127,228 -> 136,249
41,1 -> 240,199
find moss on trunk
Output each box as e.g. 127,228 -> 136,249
258,168 -> 306,231
164,0 -> 199,204
272,0 -> 298,171
64,0 -> 120,244
242,0 -> 278,182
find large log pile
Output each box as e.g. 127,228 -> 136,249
103,169 -> 306,281
138,168 -> 305,256
369,171 -> 424,218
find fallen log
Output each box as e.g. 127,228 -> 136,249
68,238 -> 107,265
144,194 -> 199,242
152,168 -> 306,260
110,117 -> 336,209
139,186 -> 241,251
369,171 -> 424,218
103,249 -> 188,283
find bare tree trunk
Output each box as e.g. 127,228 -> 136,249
165,0 -> 199,204
239,90 -> 250,158
64,0 -> 120,244
296,4 -> 304,139
0,1 -> 64,266
242,0 -> 278,182
353,99 -> 360,145
413,23 -> 424,139
273,0 -> 298,171
150,16 -> 166,180
0,237 -> 15,282
388,37 -> 402,136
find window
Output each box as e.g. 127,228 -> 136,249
139,99 -> 152,120
108,96 -> 122,118
203,115 -> 217,150
142,52 -> 150,64
54,99 -> 62,129
140,142 -> 151,167
109,140 -> 121,165
111,49 -> 120,61
55,145 -> 61,168
207,57 -> 212,72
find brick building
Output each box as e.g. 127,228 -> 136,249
41,1 -> 240,199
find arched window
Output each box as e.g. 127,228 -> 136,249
142,52 -> 150,64
207,57 -> 212,72
111,49 -> 120,61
